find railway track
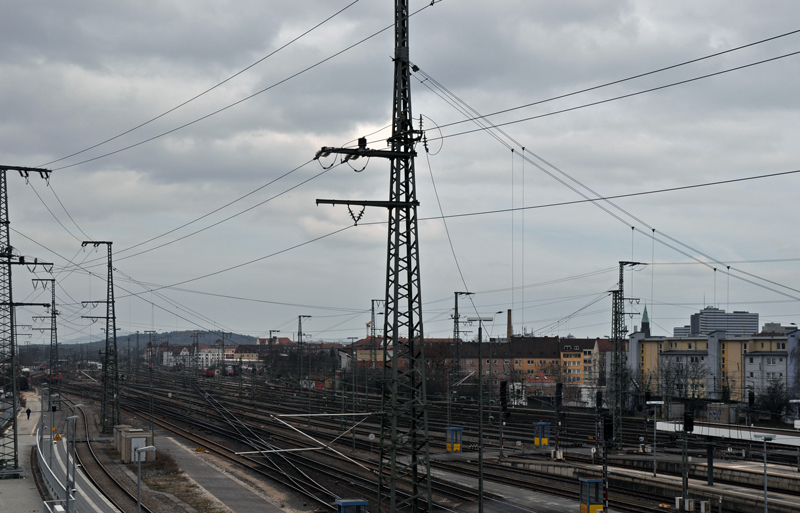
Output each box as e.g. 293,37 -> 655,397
57,397 -> 154,513
61,369 -> 800,512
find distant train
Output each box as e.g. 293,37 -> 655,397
18,375 -> 29,391
48,372 -> 62,384
202,368 -> 215,378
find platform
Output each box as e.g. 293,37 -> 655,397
0,391 -> 44,513
155,435 -> 284,513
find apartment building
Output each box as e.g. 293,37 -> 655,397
629,324 -> 800,401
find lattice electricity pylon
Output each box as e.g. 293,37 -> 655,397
313,2 -> 431,510
32,279 -> 60,410
0,165 -> 52,477
610,261 -> 641,449
81,241 -> 119,433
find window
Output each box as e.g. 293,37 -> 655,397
749,357 -> 754,364
659,343 -> 663,350
486,359 -> 490,364
493,359 -> 498,364
515,360 -> 521,366
540,360 -> 546,365
761,342 -> 765,349
466,360 -> 473,365
527,360 -> 534,365
721,344 -> 725,355
640,346 -> 644,355
504,360 -> 510,364
721,358 -> 725,366
676,357 -> 683,363
777,342 -> 786,350
688,343 -> 693,350
584,350 -> 592,356
749,372 -> 754,378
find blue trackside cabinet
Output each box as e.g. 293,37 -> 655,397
579,478 -> 604,513
336,499 -> 368,513
532,422 -> 550,447
445,427 -> 463,453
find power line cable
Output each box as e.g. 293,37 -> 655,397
50,2 -> 438,171
425,49 -> 800,141
39,0 -> 364,168
411,61 -> 800,303
413,26 -> 800,132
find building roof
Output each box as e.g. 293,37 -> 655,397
525,371 -> 556,384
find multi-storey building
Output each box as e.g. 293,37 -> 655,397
629,324 -> 800,402
672,306 -> 758,337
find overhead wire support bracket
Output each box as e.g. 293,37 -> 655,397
314,146 -> 416,162
316,199 -> 419,209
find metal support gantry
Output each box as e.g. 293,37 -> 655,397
610,261 -> 641,450
0,165 -> 51,478
32,279 -> 60,411
81,241 -> 119,434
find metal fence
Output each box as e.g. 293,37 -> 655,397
36,428 -> 73,511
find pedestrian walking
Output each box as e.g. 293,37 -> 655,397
26,408 -> 31,420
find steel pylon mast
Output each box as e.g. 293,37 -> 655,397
32,279 -> 59,411
0,165 -> 51,478
81,241 -> 119,433
370,299 -> 383,369
314,1 -> 431,509
610,261 -> 641,449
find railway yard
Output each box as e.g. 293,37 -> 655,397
9,367 -> 798,513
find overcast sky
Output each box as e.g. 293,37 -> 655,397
4,0 -> 800,345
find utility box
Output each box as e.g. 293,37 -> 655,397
113,424 -> 132,450
705,403 -> 729,424
335,498 -> 368,513
699,501 -> 711,513
117,428 -> 154,463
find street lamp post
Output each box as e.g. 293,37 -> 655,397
646,400 -> 664,477
65,415 -> 79,513
135,445 -> 157,513
40,385 -> 48,445
755,434 -> 775,513
790,400 -> 800,470
70,403 -> 84,505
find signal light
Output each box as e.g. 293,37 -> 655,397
684,411 -> 694,433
